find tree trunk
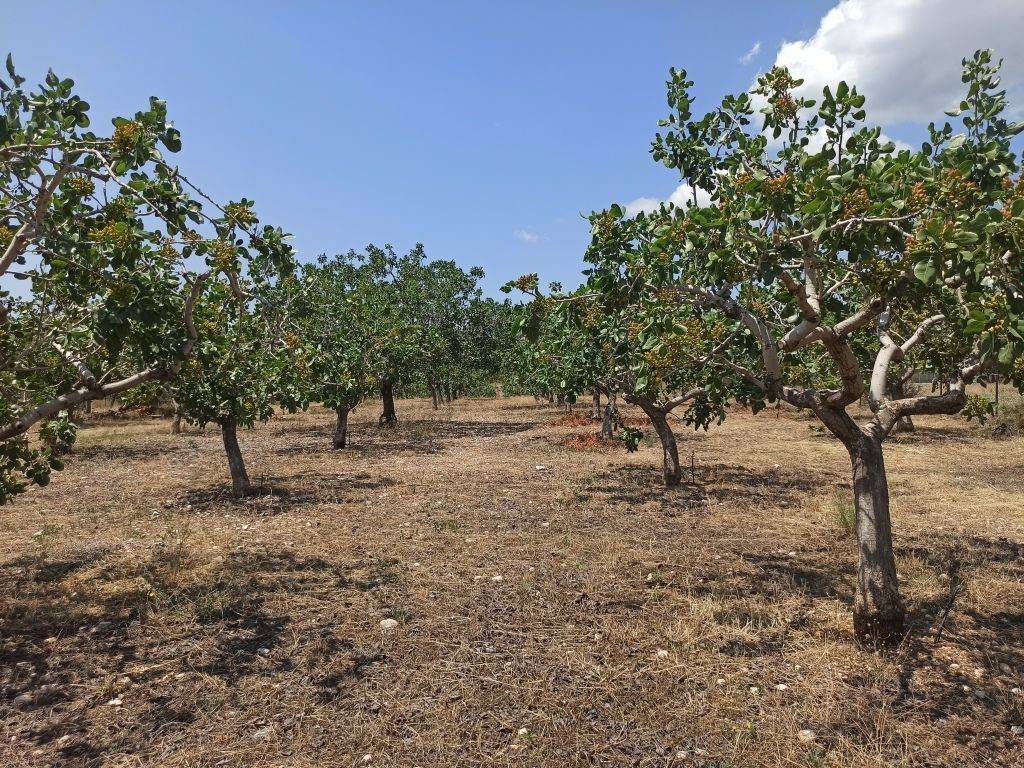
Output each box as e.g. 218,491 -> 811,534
894,415 -> 915,433
430,383 -> 439,409
848,434 -> 905,645
220,419 -> 252,498
172,412 -> 182,434
630,401 -> 681,487
379,378 -> 397,426
600,403 -> 615,439
333,406 -> 350,449
592,387 -> 601,420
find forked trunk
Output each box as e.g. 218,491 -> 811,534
333,406 -> 350,449
848,434 -> 905,645
220,419 -> 252,498
379,378 -> 398,426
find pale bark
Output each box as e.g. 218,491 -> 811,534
592,386 -> 601,420
648,409 -> 682,487
848,433 -> 905,644
629,396 -> 682,487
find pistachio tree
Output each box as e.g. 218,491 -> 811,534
0,57 -> 291,503
406,258 -> 488,406
575,51 -> 1023,643
173,279 -> 301,497
292,253 -> 377,448
509,269 -> 725,485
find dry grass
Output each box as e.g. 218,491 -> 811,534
1,396 -> 1022,767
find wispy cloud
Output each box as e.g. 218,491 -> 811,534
514,228 -> 540,244
739,41 -> 761,64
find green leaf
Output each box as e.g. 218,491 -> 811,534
913,260 -> 936,284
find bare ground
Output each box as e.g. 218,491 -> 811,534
1,396 -> 1022,767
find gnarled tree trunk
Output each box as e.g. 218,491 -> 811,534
848,433 -> 904,645
631,399 -> 681,487
220,419 -> 252,498
379,378 -> 397,426
333,406 -> 350,449
649,411 -> 682,487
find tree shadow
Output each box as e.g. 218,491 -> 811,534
887,425 -> 978,445
71,438 -> 195,463
583,462 -> 827,510
179,472 -> 398,512
277,419 -> 534,459
0,545 -> 373,766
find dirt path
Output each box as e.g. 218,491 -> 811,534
1,397 -> 1022,767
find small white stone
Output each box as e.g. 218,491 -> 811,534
675,750 -> 689,759
379,618 -> 400,631
535,465 -> 547,471
716,678 -> 725,685
797,729 -> 816,743
361,755 -> 373,764
541,521 -> 550,527
256,647 -> 269,656
1011,687 -> 1022,696
106,697 -> 122,706
517,727 -> 530,736
656,649 -> 669,659
1010,725 -> 1024,737
749,686 -> 760,695
491,575 -> 503,582
776,684 -> 788,691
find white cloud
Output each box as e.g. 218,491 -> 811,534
623,182 -> 711,218
739,41 -> 761,65
770,0 -> 1024,125
513,228 -> 540,243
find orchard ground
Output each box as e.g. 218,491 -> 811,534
1,395 -> 1023,768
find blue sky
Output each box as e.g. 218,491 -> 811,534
4,1 -> 1018,295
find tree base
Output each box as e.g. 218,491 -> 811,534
853,607 -> 905,648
